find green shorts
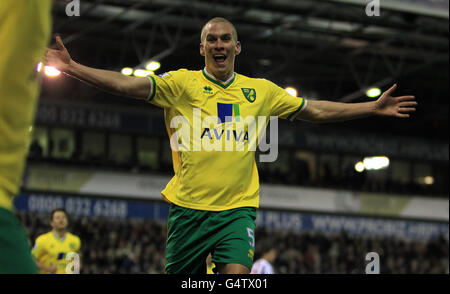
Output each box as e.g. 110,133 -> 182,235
0,207 -> 38,274
165,204 -> 257,274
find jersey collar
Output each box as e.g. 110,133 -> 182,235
202,67 -> 236,89
52,231 -> 67,242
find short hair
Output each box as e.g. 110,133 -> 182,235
259,239 -> 276,255
50,208 -> 68,221
200,17 -> 238,43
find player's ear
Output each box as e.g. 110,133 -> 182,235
200,42 -> 205,57
235,41 -> 241,56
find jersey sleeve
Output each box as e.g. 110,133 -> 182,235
267,80 -> 307,121
31,235 -> 45,260
145,69 -> 189,108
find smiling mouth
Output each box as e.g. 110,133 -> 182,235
213,54 -> 227,63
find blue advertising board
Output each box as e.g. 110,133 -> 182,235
14,193 -> 448,241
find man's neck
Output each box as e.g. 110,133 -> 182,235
204,67 -> 234,83
52,229 -> 66,239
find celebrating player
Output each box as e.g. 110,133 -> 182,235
0,0 -> 52,274
45,17 -> 417,274
32,208 -> 81,274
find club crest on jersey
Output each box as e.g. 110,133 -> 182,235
241,88 -> 256,103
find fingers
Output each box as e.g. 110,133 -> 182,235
399,101 -> 418,107
399,107 -> 416,112
44,48 -> 56,63
398,97 -> 417,113
44,49 -> 51,64
397,103 -> 416,119
46,47 -> 57,54
397,113 -> 410,118
398,100 -> 417,113
55,34 -> 66,51
383,83 -> 397,96
381,84 -> 418,119
396,95 -> 416,102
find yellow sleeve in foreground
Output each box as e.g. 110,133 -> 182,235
0,0 -> 52,210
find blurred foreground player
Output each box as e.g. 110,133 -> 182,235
32,209 -> 81,274
45,17 -> 417,274
0,0 -> 52,273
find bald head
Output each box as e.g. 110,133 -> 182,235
200,17 -> 238,43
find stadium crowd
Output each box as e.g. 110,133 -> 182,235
17,211 -> 448,274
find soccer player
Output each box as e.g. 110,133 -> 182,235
32,208 -> 81,274
45,17 -> 417,274
0,0 -> 52,274
251,240 -> 277,274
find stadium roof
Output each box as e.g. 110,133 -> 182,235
46,0 -> 449,141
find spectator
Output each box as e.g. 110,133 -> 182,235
251,239 -> 278,274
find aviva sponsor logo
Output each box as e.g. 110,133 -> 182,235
168,108 -> 279,162
200,128 -> 249,142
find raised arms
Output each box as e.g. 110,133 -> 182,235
297,84 -> 417,123
45,36 -> 151,100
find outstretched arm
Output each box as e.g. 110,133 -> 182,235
296,84 -> 417,123
45,35 -> 151,100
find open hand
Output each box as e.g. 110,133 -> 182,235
374,84 -> 417,118
45,35 -> 72,72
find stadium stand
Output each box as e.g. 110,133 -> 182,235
17,211 -> 448,274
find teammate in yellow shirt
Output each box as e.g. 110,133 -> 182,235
0,0 -> 52,273
32,209 -> 81,274
45,17 -> 417,274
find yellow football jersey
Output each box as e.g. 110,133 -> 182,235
147,69 -> 307,211
32,231 -> 81,274
0,0 -> 52,210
